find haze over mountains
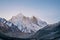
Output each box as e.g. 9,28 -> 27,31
9,13 -> 47,33
0,13 -> 47,38
0,13 -> 60,40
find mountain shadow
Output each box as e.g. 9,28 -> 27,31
32,22 -> 60,40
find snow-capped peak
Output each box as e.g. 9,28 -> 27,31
9,13 -> 47,33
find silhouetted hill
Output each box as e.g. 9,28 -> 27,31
32,22 -> 60,40
0,32 -> 36,40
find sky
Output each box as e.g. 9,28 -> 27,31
0,0 -> 60,24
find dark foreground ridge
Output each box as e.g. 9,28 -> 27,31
32,22 -> 60,40
0,32 -> 37,40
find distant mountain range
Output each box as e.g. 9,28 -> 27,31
0,13 -> 60,40
0,17 -> 34,38
0,13 -> 47,38
9,13 -> 47,33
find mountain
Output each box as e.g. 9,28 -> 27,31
9,13 -> 47,33
31,22 -> 60,40
0,15 -> 60,40
0,14 -> 60,40
0,13 -> 47,38
0,18 -> 33,38
0,17 -> 37,40
0,17 -> 20,33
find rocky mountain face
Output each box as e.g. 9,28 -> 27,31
0,18 -> 20,33
9,13 -> 47,33
0,20 -> 60,40
0,13 -> 47,39
0,18 -> 34,38
31,22 -> 60,40
0,15 -> 60,40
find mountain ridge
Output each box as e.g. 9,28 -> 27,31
9,13 -> 47,33
31,21 -> 60,40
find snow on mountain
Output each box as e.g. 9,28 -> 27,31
0,18 -> 12,27
0,17 -> 20,32
9,13 -> 47,33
